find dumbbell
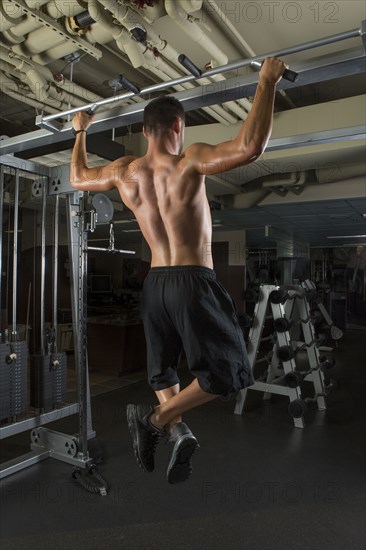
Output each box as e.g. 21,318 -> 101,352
274,314 -> 321,333
284,355 -> 336,388
276,344 -> 297,362
288,398 -> 307,418
237,313 -> 253,329
277,339 -> 335,368
269,288 -> 315,305
273,317 -> 292,333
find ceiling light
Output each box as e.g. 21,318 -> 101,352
122,229 -> 141,233
327,235 -> 366,239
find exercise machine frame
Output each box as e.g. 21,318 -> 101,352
0,155 -> 133,483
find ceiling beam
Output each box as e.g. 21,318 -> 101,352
15,134 -> 125,161
0,47 -> 364,156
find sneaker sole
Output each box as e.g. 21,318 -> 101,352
126,404 -> 152,473
167,435 -> 199,484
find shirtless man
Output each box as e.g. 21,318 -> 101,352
70,57 -> 287,484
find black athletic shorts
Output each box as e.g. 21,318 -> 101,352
142,266 -> 254,399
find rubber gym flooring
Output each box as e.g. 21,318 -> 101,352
0,329 -> 365,550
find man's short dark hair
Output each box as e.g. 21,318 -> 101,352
143,96 -> 185,135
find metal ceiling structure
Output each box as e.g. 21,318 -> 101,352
0,1 -> 365,249
1,40 -> 365,156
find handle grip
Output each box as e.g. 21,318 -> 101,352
85,104 -> 98,116
251,61 -> 299,82
118,75 -> 141,94
178,54 -> 202,78
282,68 -> 299,82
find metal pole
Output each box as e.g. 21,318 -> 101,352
78,198 -> 88,458
66,193 -> 95,444
87,247 -> 135,254
0,165 -> 3,339
11,170 -> 19,339
38,24 -> 362,125
40,179 -> 47,354
53,194 -> 59,350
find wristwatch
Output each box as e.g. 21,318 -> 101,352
72,128 -> 87,136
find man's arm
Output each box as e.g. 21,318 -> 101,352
184,57 -> 287,175
69,111 -> 135,191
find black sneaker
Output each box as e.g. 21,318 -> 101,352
166,422 -> 199,484
126,404 -> 166,473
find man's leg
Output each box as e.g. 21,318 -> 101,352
150,378 -> 218,430
155,384 -> 182,433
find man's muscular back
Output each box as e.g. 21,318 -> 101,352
117,154 -> 212,268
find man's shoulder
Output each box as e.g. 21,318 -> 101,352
118,155 -> 140,165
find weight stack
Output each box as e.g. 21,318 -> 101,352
10,341 -> 28,416
51,352 -> 67,404
30,352 -> 68,408
0,343 -> 12,421
0,341 -> 28,420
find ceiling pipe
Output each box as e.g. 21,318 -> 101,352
0,72 -> 60,114
1,44 -> 87,104
2,15 -> 40,43
116,34 -> 236,125
140,0 -> 167,23
0,1 -> 23,32
203,0 -> 295,110
98,0 -> 235,125
178,0 -> 203,13
25,0 -> 52,7
165,0 -> 228,66
142,48 -> 238,124
221,163 -> 366,210
43,0 -> 86,19
203,0 -> 256,59
0,59 -> 26,81
124,1 -> 247,121
164,0 -> 248,119
316,163 -> 366,184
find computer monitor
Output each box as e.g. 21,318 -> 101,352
90,274 -> 112,294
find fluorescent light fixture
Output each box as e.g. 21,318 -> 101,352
327,235 -> 366,239
122,229 -> 141,233
212,223 -> 223,227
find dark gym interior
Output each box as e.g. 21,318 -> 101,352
1,1 -> 366,549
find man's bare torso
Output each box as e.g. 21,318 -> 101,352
116,153 -> 213,269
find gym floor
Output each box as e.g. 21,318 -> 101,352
0,329 -> 365,550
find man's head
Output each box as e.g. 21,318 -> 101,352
143,96 -> 185,151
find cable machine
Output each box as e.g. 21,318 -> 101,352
0,156 -> 134,494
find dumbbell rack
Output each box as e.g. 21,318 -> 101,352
282,287 -> 327,411
234,285 -> 326,428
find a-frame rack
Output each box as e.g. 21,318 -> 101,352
234,285 -> 328,428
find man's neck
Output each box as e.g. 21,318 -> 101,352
146,134 -> 180,157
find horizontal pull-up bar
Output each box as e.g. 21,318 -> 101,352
36,21 -> 364,130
